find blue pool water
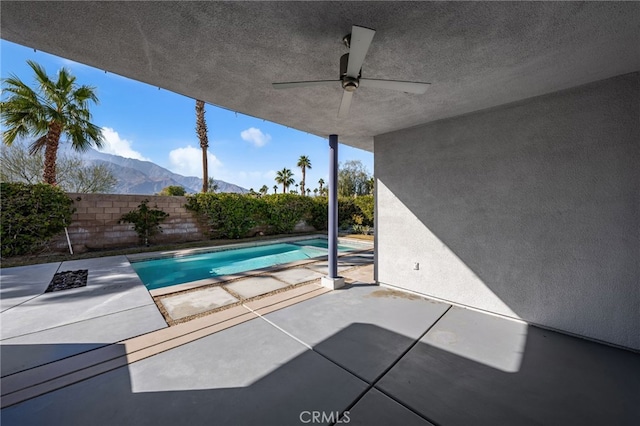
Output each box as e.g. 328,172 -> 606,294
131,238 -> 361,290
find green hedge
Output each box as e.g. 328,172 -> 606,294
0,182 -> 75,257
186,193 -> 374,239
186,193 -> 260,239
262,194 -> 314,234
354,195 -> 374,226
307,196 -> 329,231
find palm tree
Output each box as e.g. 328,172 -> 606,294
195,100 -> 209,193
297,155 -> 312,195
259,185 -> 269,196
313,188 -> 318,197
273,185 -> 278,194
275,168 -> 295,193
306,188 -> 311,196
318,178 -> 325,193
1,60 -> 103,185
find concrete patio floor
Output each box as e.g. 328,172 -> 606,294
1,255 -> 639,425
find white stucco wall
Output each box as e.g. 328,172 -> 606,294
374,72 -> 640,350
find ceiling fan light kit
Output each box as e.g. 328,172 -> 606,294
272,25 -> 430,118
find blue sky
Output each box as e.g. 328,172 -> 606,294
1,40 -> 373,192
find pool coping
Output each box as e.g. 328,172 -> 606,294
134,236 -> 373,298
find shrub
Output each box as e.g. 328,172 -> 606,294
351,214 -> 371,234
0,182 -> 75,257
159,185 -> 186,196
119,199 -> 169,246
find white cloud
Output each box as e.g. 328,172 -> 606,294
168,145 -> 222,178
98,127 -> 149,160
240,127 -> 271,148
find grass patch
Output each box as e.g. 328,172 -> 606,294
339,233 -> 374,242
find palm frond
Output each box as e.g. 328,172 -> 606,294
67,121 -> 104,152
3,74 -> 36,93
56,67 -> 74,92
28,135 -> 48,154
2,123 -> 30,146
73,85 -> 99,105
27,60 -> 55,92
297,155 -> 312,169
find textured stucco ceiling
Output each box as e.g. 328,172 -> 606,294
2,1 -> 639,151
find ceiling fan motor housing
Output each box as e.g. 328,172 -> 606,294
340,53 -> 360,92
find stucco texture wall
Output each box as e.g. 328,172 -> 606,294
374,72 -> 639,350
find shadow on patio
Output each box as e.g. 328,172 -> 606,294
2,300 -> 638,425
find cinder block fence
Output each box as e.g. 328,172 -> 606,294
52,193 -> 207,251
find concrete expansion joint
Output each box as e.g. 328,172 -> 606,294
0,293 -> 44,315
243,304 -> 313,350
247,281 -> 447,426
336,305 -> 453,426
245,296 -> 373,384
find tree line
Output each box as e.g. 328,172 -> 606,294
0,142 -> 117,193
270,155 -> 318,196
251,158 -> 372,198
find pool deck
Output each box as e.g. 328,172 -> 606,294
1,249 -> 639,424
154,250 -> 373,324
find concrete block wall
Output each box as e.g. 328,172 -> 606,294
374,72 -> 640,350
52,194 -> 207,250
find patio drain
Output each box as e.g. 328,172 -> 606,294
45,270 -> 88,293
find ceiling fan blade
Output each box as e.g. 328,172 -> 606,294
346,26 -> 376,78
272,80 -> 338,89
359,78 -> 430,94
338,91 -> 353,118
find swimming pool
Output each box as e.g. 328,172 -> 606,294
130,238 -> 365,290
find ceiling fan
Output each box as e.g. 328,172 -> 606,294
272,25 -> 430,118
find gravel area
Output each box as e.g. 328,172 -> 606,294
45,270 -> 88,293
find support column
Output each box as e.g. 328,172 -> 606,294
322,134 -> 345,289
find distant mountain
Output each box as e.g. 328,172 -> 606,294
80,149 -> 247,195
